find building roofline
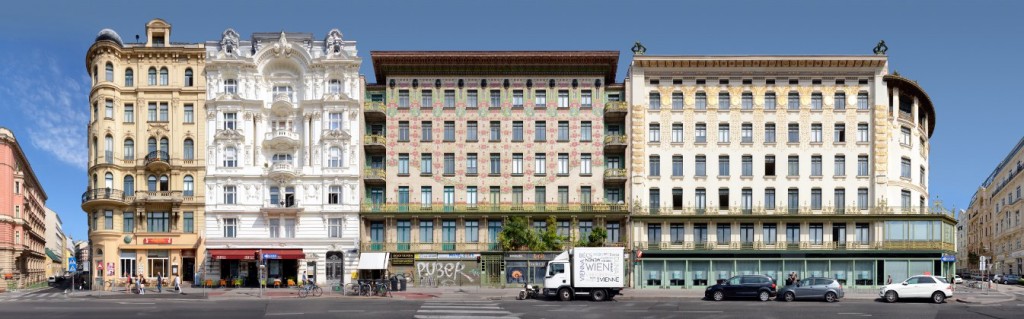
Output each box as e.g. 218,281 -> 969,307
630,55 -> 887,68
0,126 -> 47,200
371,50 -> 619,84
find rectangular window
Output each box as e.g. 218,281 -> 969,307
741,223 -> 754,243
444,90 -> 455,108
858,123 -> 869,142
421,186 -> 433,207
148,103 -> 157,122
422,121 -> 433,142
490,90 -> 501,108
857,92 -> 869,110
787,189 -> 799,213
467,186 -> 478,207
765,188 -> 776,210
513,187 -> 524,206
788,155 -> 799,176
444,121 -> 455,142
901,127 -> 912,146
534,153 -> 546,175
490,153 -> 500,175
788,92 -> 799,110
535,121 -> 546,142
647,223 -> 662,244
718,155 -> 729,176
329,218 -> 343,238
104,100 -> 113,118
649,156 -> 660,176
398,121 -> 409,142
811,188 -> 822,210
786,223 -> 800,244
467,90 -> 478,108
512,90 -> 523,108
718,92 -> 730,110
672,188 -> 683,210
742,93 -> 753,110
834,92 -> 846,110
159,103 -> 168,121
183,104 -> 194,123
123,212 -> 135,232
671,123 -> 683,143
717,223 -> 732,245
581,186 -> 592,205
695,189 -> 707,213
835,189 -> 846,213
764,93 -> 776,110
558,90 -> 569,108
421,153 -> 433,175
788,123 -> 799,143
742,155 -> 752,176
810,223 -> 824,244
694,223 -> 708,244
512,153 -> 523,175
558,186 -> 569,206
811,155 -> 822,176
858,188 -> 869,210
718,188 -> 729,210
695,155 -> 707,176
510,121 -> 523,142
901,158 -> 911,179
741,123 -> 753,143
490,121 -> 501,142
763,224 -> 777,244
718,123 -> 730,143
534,90 -> 546,107
420,221 -> 434,243
581,154 -> 592,175
811,93 -> 823,110
223,218 -> 236,238
467,153 -> 478,175
421,89 -> 433,108
856,223 -> 870,244
558,121 -> 569,142
649,123 -> 660,142
467,121 -> 478,142
581,90 -> 592,108
558,153 -> 569,175
695,92 -> 707,110
765,155 -> 776,176
858,155 -> 869,176
124,104 -> 134,123
672,156 -> 683,176
649,92 -> 661,109
581,121 -> 592,142
444,153 -> 455,175
672,92 -> 683,109
695,123 -> 707,143
606,222 -> 621,243
224,186 -> 236,204
811,123 -> 822,142
835,155 -> 846,176
269,218 -> 280,238
834,123 -> 846,143
398,154 -> 409,175
465,221 -> 479,243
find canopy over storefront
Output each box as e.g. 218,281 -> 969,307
357,252 -> 390,269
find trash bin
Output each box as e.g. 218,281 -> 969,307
399,275 -> 407,291
390,276 -> 398,291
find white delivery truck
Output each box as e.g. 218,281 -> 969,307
542,247 -> 625,301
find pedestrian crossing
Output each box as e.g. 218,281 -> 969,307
0,291 -> 71,302
414,300 -> 519,319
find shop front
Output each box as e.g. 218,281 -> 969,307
413,253 -> 480,287
208,249 -> 303,287
634,251 -> 948,289
356,252 -> 390,280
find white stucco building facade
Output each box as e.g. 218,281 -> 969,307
203,29 -> 362,287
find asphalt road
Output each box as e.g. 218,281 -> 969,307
2,295 -> 1023,319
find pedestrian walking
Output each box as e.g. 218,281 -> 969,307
157,272 -> 163,293
887,275 -> 893,285
785,272 -> 794,286
174,275 -> 182,294
138,274 -> 146,295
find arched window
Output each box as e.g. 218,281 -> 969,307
159,137 -> 169,153
124,175 -> 135,196
148,67 -> 157,86
183,138 -> 194,160
147,137 -> 157,153
329,79 -> 341,94
159,67 -> 169,86
159,175 -> 169,191
328,147 -> 342,167
105,172 -> 113,189
123,139 -> 134,160
184,68 -> 194,87
147,175 -> 157,191
125,68 -> 134,87
105,62 -> 113,82
183,175 -> 194,196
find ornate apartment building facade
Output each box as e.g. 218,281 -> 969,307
361,51 -> 629,286
0,127 -> 48,289
203,30 -> 362,287
965,136 -> 1024,275
83,19 -> 207,288
626,54 -> 954,289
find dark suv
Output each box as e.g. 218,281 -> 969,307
705,275 -> 778,301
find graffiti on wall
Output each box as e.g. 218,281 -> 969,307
415,261 -> 479,287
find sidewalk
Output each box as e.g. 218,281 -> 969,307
954,282 -> 1022,305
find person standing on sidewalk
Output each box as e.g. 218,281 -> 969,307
157,272 -> 163,293
887,275 -> 893,285
138,274 -> 146,295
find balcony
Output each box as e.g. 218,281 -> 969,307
364,101 -> 386,122
604,101 -> 628,116
359,242 -> 506,253
135,190 -> 184,204
359,203 -> 628,214
630,205 -> 954,218
604,134 -> 627,152
268,162 -> 299,181
604,168 -> 627,183
270,93 -> 295,116
81,188 -> 128,209
144,151 -> 170,172
364,167 -> 386,185
263,130 -> 300,151
363,134 -> 386,152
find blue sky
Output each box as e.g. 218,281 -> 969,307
1,0 -> 1021,240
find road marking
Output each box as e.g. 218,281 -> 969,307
414,316 -> 520,319
328,310 -> 365,313
422,305 -> 501,309
418,310 -> 512,314
266,313 -> 304,316
118,302 -> 155,305
838,313 -> 872,317
679,311 -> 724,313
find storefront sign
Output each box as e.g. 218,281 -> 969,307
143,238 -> 173,244
391,258 -> 414,266
416,253 -> 478,260
263,254 -> 279,259
504,253 -> 559,260
391,253 -> 415,259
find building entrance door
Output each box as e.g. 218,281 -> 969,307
182,257 -> 195,284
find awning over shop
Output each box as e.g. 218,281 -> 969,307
357,252 -> 390,269
208,249 -> 304,260
45,248 -> 62,263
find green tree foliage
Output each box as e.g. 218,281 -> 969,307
535,216 -> 563,251
586,226 -> 608,247
497,216 -> 535,251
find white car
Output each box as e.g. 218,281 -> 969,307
953,275 -> 963,284
879,275 -> 952,303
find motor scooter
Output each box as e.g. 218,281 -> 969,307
517,282 -> 539,300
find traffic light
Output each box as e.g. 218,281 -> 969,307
500,260 -> 506,272
480,257 -> 486,272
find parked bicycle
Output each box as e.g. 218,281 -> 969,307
298,282 -> 323,298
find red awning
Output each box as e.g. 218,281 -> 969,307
208,249 -> 304,260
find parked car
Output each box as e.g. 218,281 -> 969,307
953,275 -> 963,284
879,275 -> 952,304
1001,274 -> 1020,285
777,277 -> 844,302
705,274 -> 777,301
991,274 -> 1003,283
47,276 -> 56,284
